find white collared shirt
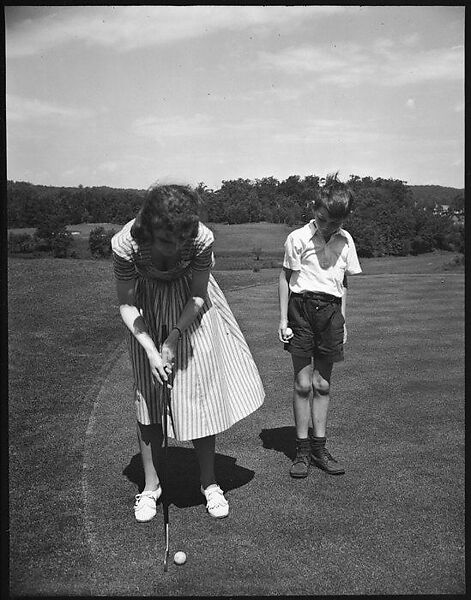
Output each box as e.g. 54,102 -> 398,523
283,220 -> 362,297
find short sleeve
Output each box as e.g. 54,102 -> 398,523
112,252 -> 137,280
345,237 -> 362,275
111,222 -> 137,281
283,234 -> 302,271
191,223 -> 215,271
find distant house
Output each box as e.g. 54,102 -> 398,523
433,203 -> 464,224
432,204 -> 449,215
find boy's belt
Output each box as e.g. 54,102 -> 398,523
291,291 -> 341,305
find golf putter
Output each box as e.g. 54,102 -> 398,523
161,325 -> 176,573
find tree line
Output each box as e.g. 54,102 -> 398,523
7,175 -> 464,258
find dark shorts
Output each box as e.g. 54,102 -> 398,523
284,292 -> 345,362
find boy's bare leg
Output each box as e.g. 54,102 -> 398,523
310,358 -> 345,474
292,355 -> 313,438
310,358 -> 334,437
290,356 -> 313,478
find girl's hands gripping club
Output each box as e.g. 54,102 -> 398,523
148,328 -> 179,387
147,350 -> 170,387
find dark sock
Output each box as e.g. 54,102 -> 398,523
310,436 -> 326,451
295,438 -> 310,455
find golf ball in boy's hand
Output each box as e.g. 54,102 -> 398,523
284,327 -> 293,339
174,551 -> 187,565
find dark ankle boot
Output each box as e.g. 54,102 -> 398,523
310,436 -> 345,475
289,438 -> 311,478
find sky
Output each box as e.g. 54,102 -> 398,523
5,5 -> 465,191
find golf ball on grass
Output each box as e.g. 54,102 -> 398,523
174,551 -> 187,565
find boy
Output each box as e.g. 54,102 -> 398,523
278,173 -> 362,478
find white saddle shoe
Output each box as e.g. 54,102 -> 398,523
201,484 -> 229,519
134,486 -> 162,522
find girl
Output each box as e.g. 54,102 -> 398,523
112,184 -> 265,521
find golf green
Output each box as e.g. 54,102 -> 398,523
81,272 -> 464,595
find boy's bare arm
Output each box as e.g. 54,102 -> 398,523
341,284 -> 347,343
278,267 -> 293,341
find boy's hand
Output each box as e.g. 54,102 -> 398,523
278,321 -> 294,343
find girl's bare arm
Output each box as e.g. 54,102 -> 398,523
116,278 -> 169,383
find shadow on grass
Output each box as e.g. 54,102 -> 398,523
259,426 -> 299,461
123,449 -> 255,508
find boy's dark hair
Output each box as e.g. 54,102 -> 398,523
313,172 -> 354,219
131,184 -> 201,244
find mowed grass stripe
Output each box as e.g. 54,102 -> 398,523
8,255 -> 464,595
81,272 -> 464,595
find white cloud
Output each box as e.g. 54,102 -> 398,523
259,43 -> 363,75
132,113 -> 214,140
209,86 -> 303,103
271,117 -> 389,146
258,42 -> 464,88
402,33 -> 421,47
386,45 -> 464,86
406,98 -> 416,109
6,94 -> 95,122
6,5 -> 346,57
97,161 -> 119,173
223,116 -> 280,134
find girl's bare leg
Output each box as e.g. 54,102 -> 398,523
192,435 -> 217,489
137,422 -> 162,491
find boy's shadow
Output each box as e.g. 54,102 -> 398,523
123,448 -> 255,508
259,426 -> 313,461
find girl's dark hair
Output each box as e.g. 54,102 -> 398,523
131,184 -> 201,244
313,172 -> 354,219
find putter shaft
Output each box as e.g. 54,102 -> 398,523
162,325 -> 170,572
161,325 -> 177,573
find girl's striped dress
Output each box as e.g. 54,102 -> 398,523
111,219 -> 265,441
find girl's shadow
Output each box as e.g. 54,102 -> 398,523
123,448 -> 255,508
259,426 -> 314,461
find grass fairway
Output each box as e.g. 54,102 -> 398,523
8,254 -> 464,595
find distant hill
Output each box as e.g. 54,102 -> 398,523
408,185 -> 464,208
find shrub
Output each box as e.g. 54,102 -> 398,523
8,232 -> 37,254
34,220 -> 73,257
443,254 -> 465,270
410,235 -> 433,255
52,230 -> 73,258
89,226 -> 116,258
441,230 -> 464,253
